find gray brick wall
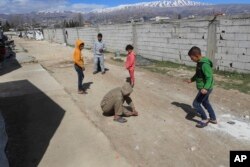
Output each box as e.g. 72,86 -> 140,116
43,15 -> 250,73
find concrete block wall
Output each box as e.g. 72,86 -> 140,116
43,29 -> 50,40
65,28 -> 78,46
43,29 -> 64,43
53,29 -> 65,43
216,17 -> 250,73
43,15 -> 250,73
77,27 -> 98,48
99,24 -> 133,53
135,20 -> 209,66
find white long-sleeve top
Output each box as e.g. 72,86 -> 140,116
93,41 -> 106,57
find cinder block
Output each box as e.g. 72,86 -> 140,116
220,33 -> 235,40
179,44 -> 193,50
215,53 -> 222,60
245,63 -> 250,70
221,47 -> 247,55
238,41 -> 250,48
221,19 -> 250,26
195,33 -> 207,39
234,33 -> 248,41
219,19 -> 234,26
162,48 -> 180,55
177,39 -> 193,44
220,53 -> 238,61
217,40 -> 226,47
247,48 -> 250,55
218,26 -> 250,33
226,41 -> 239,47
238,55 -> 250,62
218,59 -> 233,67
236,26 -> 250,33
190,39 -> 207,46
233,62 -> 246,70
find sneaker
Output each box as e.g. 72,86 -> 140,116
114,117 -> 127,123
78,90 -> 87,94
209,119 -> 217,124
196,121 -> 208,128
102,71 -> 105,75
93,71 -> 98,74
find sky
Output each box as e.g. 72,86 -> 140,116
0,0 -> 250,14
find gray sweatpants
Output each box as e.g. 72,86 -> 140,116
93,55 -> 105,72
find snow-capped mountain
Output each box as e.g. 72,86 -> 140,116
92,0 -> 210,13
37,10 -> 82,14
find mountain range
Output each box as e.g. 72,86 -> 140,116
91,0 -> 210,13
1,0 -> 250,27
37,0 -> 209,14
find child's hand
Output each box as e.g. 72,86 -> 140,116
99,49 -> 103,53
82,67 -> 85,71
184,79 -> 192,84
201,89 -> 208,94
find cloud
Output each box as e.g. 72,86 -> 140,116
0,0 -> 106,14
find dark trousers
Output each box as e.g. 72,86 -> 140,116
74,64 -> 84,90
193,89 -> 216,121
0,112 -> 9,167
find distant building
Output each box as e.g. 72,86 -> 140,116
84,21 -> 92,27
188,15 -> 195,19
127,17 -> 144,23
150,16 -> 170,22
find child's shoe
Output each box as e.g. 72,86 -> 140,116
196,121 -> 208,128
209,119 -> 217,124
78,90 -> 87,94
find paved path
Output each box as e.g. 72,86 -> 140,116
0,39 -> 130,167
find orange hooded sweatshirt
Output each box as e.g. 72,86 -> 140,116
73,39 -> 84,68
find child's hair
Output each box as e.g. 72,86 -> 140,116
188,46 -> 201,56
125,44 -> 134,51
97,33 -> 103,38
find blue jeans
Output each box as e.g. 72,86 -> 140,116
0,112 -> 9,167
74,64 -> 84,90
193,89 -> 216,121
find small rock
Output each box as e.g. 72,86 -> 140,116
189,146 -> 196,151
244,115 -> 250,119
135,145 -> 139,150
227,121 -> 236,125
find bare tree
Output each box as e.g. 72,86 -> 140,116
73,13 -> 84,26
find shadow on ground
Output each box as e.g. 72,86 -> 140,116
83,82 -> 93,91
171,102 -> 200,123
0,80 -> 65,167
0,58 -> 21,76
126,77 -> 131,84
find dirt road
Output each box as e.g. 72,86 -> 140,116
16,38 -> 250,167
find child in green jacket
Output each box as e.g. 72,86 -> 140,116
186,46 -> 217,128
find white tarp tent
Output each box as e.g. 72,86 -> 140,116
35,31 -> 44,40
25,30 -> 44,40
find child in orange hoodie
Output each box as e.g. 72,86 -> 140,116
73,39 -> 87,94
125,45 -> 136,87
